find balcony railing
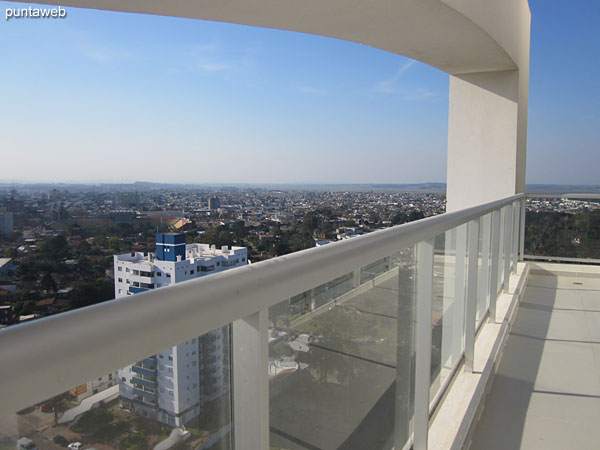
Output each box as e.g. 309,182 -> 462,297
0,193 -> 525,450
134,357 -> 156,370
131,376 -> 156,389
132,386 -> 156,398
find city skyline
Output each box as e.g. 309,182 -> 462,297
1,0 -> 599,185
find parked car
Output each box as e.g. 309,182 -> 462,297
52,436 -> 69,447
67,443 -> 82,450
16,438 -> 37,450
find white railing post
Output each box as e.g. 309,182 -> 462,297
454,225 -> 468,364
479,214 -> 491,320
353,268 -> 361,288
519,197 -> 526,260
512,201 -> 520,273
394,249 -> 416,450
464,219 -> 480,372
233,309 -> 269,450
414,239 -> 434,450
489,210 -> 501,323
503,205 -> 513,293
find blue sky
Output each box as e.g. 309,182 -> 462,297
0,1 -> 598,185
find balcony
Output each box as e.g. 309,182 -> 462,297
132,386 -> 156,400
128,282 -> 155,294
131,366 -> 156,379
132,358 -> 157,379
0,0 -> 555,448
135,357 -> 157,369
135,397 -> 158,409
131,376 -> 156,390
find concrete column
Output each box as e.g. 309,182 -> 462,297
446,68 -> 527,211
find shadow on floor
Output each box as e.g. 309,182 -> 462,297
468,268 -> 559,450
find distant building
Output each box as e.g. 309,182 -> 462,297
208,197 -> 220,210
0,258 -> 12,279
0,212 -> 13,234
70,372 -> 119,402
114,233 -> 247,426
34,298 -> 70,315
0,305 -> 14,325
173,217 -> 193,231
47,188 -> 61,201
336,226 -> 364,241
7,199 -> 24,213
19,314 -> 38,323
117,192 -> 140,207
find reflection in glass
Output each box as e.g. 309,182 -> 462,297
2,328 -> 234,450
269,249 -> 416,450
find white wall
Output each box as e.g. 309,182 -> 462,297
446,70 -> 520,211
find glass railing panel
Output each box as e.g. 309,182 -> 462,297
0,325 -> 233,450
268,247 -> 416,450
430,225 -> 465,403
360,257 -> 390,284
312,273 -> 355,311
524,197 -> 600,259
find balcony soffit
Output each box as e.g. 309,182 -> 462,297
6,0 -> 524,75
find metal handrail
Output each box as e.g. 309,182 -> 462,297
0,193 -> 524,415
526,193 -> 600,200
523,255 -> 600,265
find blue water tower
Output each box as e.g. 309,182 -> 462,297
156,233 -> 186,262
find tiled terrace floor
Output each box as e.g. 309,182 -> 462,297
469,263 -> 600,450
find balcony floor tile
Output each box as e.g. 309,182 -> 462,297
469,265 -> 600,450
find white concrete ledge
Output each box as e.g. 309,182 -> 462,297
429,262 -> 530,450
528,261 -> 600,278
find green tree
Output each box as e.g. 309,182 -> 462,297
108,236 -> 122,253
115,222 -> 134,238
231,220 -> 248,241
408,210 -> 425,222
301,212 -> 320,235
70,280 -> 114,309
40,272 -> 57,293
20,300 -> 36,315
38,235 -> 69,260
16,261 -> 38,282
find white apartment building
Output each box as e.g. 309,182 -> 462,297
114,233 -> 247,426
